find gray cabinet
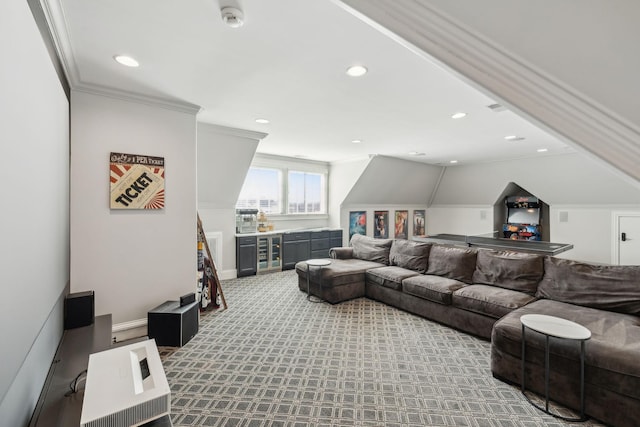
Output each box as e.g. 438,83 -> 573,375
282,231 -> 310,270
310,230 -> 331,259
236,236 -> 257,277
330,229 -> 343,249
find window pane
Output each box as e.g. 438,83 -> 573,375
236,168 -> 282,214
288,171 -> 325,214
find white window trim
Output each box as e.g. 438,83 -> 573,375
240,154 -> 329,216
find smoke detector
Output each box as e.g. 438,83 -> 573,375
221,7 -> 244,28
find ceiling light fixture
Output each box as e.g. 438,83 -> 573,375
451,112 -> 467,119
346,65 -> 368,77
255,118 -> 270,124
537,148 -> 548,153
351,139 -> 363,144
113,55 -> 139,67
221,7 -> 244,28
450,160 -> 458,164
505,135 -> 525,141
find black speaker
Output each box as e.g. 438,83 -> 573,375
64,291 -> 95,330
147,300 -> 199,347
180,292 -> 196,306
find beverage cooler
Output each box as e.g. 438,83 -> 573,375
257,234 -> 282,273
502,196 -> 542,241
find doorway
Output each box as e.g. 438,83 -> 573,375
612,212 -> 640,265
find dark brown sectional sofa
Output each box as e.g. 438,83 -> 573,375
295,234 -> 640,427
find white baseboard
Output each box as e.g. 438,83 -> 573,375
112,318 -> 147,343
219,269 -> 237,280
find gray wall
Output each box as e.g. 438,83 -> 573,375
0,1 -> 70,425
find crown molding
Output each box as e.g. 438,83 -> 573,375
72,84 -> 201,115
335,0 -> 640,184
197,122 -> 268,141
41,0 -> 201,115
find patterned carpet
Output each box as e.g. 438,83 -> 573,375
159,270 -> 605,427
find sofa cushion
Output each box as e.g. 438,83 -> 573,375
426,245 -> 477,284
402,274 -> 466,305
472,249 -> 543,295
365,266 -> 419,291
537,257 -> 640,315
492,299 -> 640,401
295,258 -> 384,287
389,239 -> 431,273
452,284 -> 536,319
329,247 -> 353,259
350,234 -> 392,265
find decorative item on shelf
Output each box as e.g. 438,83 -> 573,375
257,211 -> 268,232
268,222 -> 275,231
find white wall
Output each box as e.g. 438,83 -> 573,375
428,154 -> 640,264
0,1 -> 69,425
70,90 -> 198,326
329,158 -> 370,242
343,156 -> 443,205
197,123 -> 263,278
427,206 -> 494,237
432,153 -> 640,206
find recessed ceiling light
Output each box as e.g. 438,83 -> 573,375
449,160 -> 458,164
351,139 -> 363,144
346,65 -> 368,77
113,55 -> 139,67
504,135 -> 525,141
451,112 -> 467,119
255,118 -> 270,124
537,148 -> 548,153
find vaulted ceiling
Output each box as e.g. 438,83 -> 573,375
44,0 -> 574,166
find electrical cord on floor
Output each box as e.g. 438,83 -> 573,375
64,369 -> 87,396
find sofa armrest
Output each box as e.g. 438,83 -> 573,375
330,247 -> 354,259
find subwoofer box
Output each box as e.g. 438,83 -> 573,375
147,300 -> 199,347
64,291 -> 95,329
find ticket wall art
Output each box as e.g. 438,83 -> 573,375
110,152 -> 165,209
394,210 -> 409,239
413,210 -> 426,237
374,210 -> 389,239
349,211 -> 367,240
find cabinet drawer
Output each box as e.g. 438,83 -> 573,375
311,230 -> 330,239
237,236 -> 257,245
283,232 -> 310,242
311,238 -> 330,251
310,249 -> 330,259
330,230 -> 343,239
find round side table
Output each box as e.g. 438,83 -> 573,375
305,259 -> 331,303
520,314 -> 591,422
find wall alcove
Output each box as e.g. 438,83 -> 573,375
493,182 -> 550,242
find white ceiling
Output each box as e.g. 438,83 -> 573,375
48,0 -> 573,165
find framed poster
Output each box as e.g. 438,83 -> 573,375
394,210 -> 408,239
374,210 -> 389,239
110,152 -> 165,209
349,211 -> 366,240
413,210 -> 426,237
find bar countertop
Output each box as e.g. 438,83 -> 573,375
413,234 -> 573,256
